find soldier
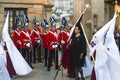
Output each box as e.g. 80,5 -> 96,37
12,24 -> 22,52
31,23 -> 41,63
20,24 -> 33,68
59,25 -> 70,50
41,19 -> 49,66
46,24 -> 60,71
37,24 -> 43,62
59,17 -> 70,50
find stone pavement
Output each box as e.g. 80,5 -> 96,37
12,63 -> 90,80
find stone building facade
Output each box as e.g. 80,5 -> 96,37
0,0 -> 53,34
73,0 -> 119,41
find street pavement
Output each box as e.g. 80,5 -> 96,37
12,63 -> 90,80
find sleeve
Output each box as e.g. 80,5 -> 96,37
81,35 -> 87,57
31,31 -> 35,43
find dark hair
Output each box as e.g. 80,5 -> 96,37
75,24 -> 83,34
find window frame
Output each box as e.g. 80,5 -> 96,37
4,8 -> 27,33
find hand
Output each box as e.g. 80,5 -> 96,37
37,40 -> 40,43
54,45 -> 58,48
26,43 -> 30,48
17,40 -> 21,45
52,45 -> 55,48
61,40 -> 65,44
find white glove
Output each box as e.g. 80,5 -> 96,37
17,40 -> 21,45
61,40 -> 65,44
37,40 -> 40,43
54,45 -> 58,48
52,45 -> 55,48
26,43 -> 30,47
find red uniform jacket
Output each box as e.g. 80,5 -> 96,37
12,30 -> 21,48
20,30 -> 32,49
41,32 -> 48,48
59,30 -> 70,47
27,28 -> 32,36
37,27 -> 42,35
46,30 -> 59,50
31,29 -> 41,46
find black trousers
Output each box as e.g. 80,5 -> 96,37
47,49 -> 58,69
17,48 -> 21,52
33,45 -> 37,63
44,48 -> 48,66
21,48 -> 32,66
33,45 -> 42,63
37,45 -> 42,62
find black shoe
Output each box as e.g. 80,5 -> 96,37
45,64 -> 47,67
55,67 -> 61,70
33,61 -> 36,63
47,68 -> 51,71
55,66 -> 61,70
10,75 -> 17,79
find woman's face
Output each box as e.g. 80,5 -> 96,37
74,27 -> 80,34
24,26 -> 28,30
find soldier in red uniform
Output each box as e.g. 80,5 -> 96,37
20,25 -> 33,68
31,23 -> 41,63
59,25 -> 70,50
12,24 -> 22,52
37,24 -> 43,62
41,26 -> 49,66
46,25 -> 60,71
40,19 -> 49,66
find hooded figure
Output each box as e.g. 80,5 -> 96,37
90,13 -> 117,80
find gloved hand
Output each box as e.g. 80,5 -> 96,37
17,40 -> 21,45
25,43 -> 30,48
61,40 -> 65,44
37,40 -> 40,43
52,45 -> 55,48
54,44 -> 58,48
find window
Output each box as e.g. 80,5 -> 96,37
4,8 -> 27,33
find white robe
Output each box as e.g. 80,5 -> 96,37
105,12 -> 120,80
94,45 -> 111,80
0,44 -> 11,80
2,12 -> 32,75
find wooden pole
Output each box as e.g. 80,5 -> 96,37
80,23 -> 95,64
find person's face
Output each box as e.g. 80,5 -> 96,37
46,27 -> 49,33
74,27 -> 80,34
35,25 -> 39,29
17,26 -> 21,30
50,27 -> 55,31
66,26 -> 69,30
24,26 -> 28,30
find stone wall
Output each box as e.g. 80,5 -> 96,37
0,0 -> 53,30
73,0 -> 92,42
0,0 -> 50,4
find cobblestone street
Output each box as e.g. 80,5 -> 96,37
12,63 -> 90,80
